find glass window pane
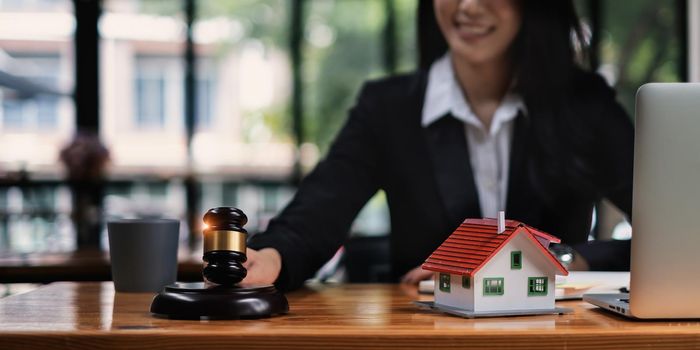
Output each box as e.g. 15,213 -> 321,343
0,1 -> 76,253
302,0 -> 416,156
395,0 -> 418,72
134,56 -> 168,128
36,95 -> 59,128
600,0 -> 683,113
101,0 -> 187,171
0,50 -> 73,168
192,0 -> 293,174
195,60 -> 214,129
304,0 -> 386,155
2,100 -> 23,127
100,0 -> 188,237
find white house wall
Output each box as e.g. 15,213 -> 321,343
473,233 -> 556,312
434,272 -> 475,310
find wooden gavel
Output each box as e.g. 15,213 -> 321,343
202,207 -> 248,286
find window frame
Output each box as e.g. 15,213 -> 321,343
462,275 -> 470,289
511,251 -> 522,270
483,277 -> 504,296
528,276 -> 548,296
132,55 -> 181,130
439,273 -> 451,293
1,53 -> 62,130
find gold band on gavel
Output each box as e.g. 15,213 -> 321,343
203,230 -> 247,253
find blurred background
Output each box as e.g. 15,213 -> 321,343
0,0 -> 693,292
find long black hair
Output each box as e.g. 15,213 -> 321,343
418,0 -> 599,204
418,0 -> 586,103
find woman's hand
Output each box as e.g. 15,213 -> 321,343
568,250 -> 590,271
401,265 -> 433,285
240,247 -> 282,286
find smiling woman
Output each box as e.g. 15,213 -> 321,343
432,0 -> 522,131
433,0 -> 521,66
244,0 -> 634,291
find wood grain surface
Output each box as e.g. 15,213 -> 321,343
1,282 -> 699,349
0,250 -> 202,283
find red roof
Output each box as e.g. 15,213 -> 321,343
422,218 -> 568,277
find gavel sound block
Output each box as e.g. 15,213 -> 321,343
150,207 -> 289,319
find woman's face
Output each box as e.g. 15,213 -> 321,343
434,0 -> 521,65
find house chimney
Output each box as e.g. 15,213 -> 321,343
497,211 -> 505,234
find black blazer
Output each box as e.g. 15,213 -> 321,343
248,70 -> 634,291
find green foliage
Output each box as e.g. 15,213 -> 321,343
135,0 -> 418,154
304,0 -> 417,153
140,0 -> 684,151
241,106 -> 292,144
199,0 -> 288,45
600,0 -> 681,115
138,0 -> 182,16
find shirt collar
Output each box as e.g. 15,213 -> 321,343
421,52 -> 526,135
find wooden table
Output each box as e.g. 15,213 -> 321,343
0,250 -> 203,283
1,282 -> 699,349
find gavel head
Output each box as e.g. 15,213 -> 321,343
202,207 -> 248,286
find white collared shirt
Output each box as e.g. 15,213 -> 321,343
421,53 -> 525,218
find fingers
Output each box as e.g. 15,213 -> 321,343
401,266 -> 433,285
239,247 -> 282,287
242,248 -> 257,269
568,250 -> 590,271
241,261 -> 276,286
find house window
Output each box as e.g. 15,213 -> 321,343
196,78 -> 213,128
462,275 -> 470,289
528,277 -> 548,296
134,72 -> 165,127
1,54 -> 61,130
483,277 -> 504,296
439,273 -> 451,293
195,58 -> 216,129
133,56 -> 178,129
511,251 -> 522,269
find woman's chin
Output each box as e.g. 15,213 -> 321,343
449,48 -> 496,66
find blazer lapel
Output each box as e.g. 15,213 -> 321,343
506,112 -> 540,223
423,115 -> 481,226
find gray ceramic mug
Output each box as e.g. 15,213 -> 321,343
107,219 -> 180,293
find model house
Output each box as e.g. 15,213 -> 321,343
422,214 -> 569,315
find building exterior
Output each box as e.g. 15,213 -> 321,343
0,1 -> 388,253
0,0 -> 295,177
0,1 -> 296,251
422,218 -> 568,313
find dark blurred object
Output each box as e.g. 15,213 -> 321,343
344,235 -> 392,283
60,132 -> 110,248
73,0 -> 101,132
417,0 -> 447,70
59,132 -> 109,180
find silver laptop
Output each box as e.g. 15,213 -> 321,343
584,83 -> 700,319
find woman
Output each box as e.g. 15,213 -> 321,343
243,0 -> 634,291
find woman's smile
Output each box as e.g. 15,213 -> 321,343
454,19 -> 496,42
434,0 -> 520,64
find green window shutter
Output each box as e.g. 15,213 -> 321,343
462,275 -> 470,289
483,277 -> 504,296
511,251 -> 522,269
528,277 -> 548,296
439,273 -> 451,293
